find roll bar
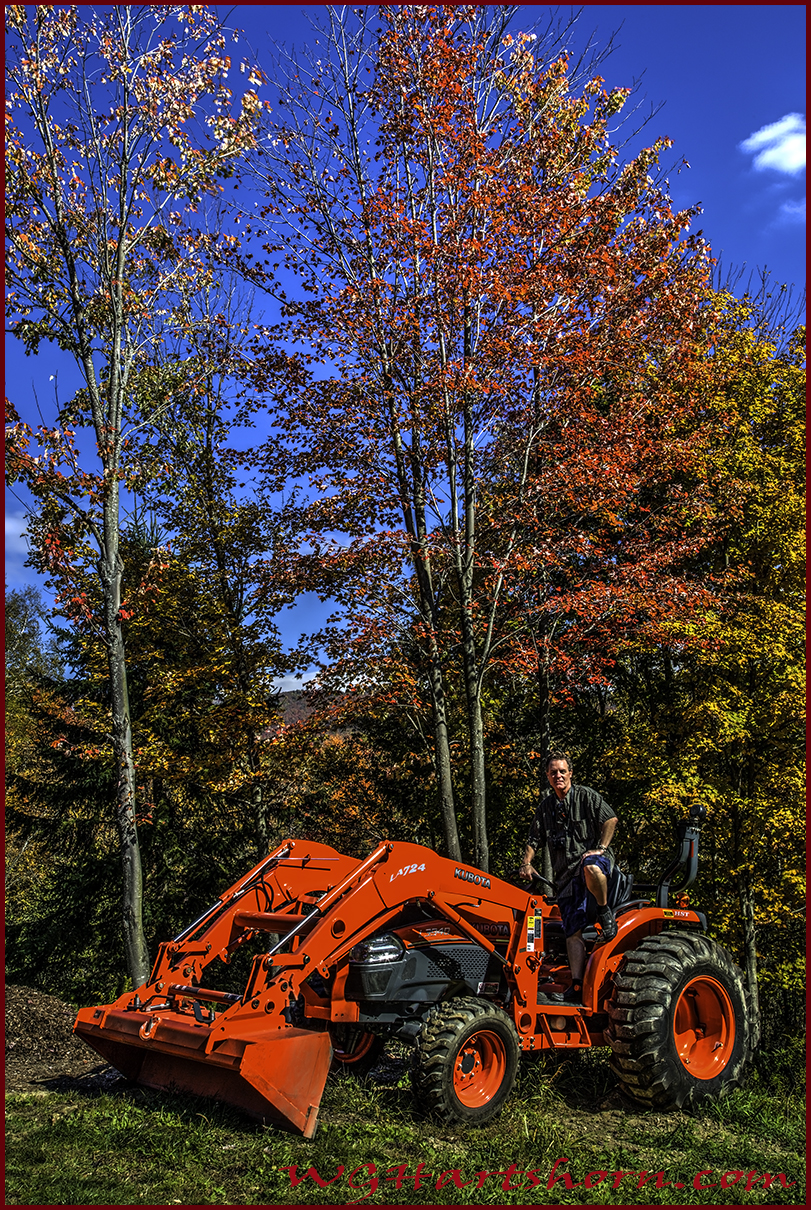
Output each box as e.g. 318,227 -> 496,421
635,802 -> 707,908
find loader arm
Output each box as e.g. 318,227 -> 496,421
216,841 -> 540,1024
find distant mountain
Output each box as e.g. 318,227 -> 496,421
276,690 -> 313,724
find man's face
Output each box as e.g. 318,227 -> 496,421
547,759 -> 572,800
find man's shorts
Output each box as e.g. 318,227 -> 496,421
557,853 -> 612,938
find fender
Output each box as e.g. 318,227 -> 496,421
582,907 -> 707,1012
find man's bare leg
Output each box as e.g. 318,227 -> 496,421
583,863 -> 608,906
583,861 -> 617,940
566,930 -> 586,983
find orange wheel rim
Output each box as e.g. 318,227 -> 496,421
333,1030 -> 376,1065
453,1030 -> 507,1107
673,976 -> 736,1079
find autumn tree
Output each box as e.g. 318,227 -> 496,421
5,4 -> 267,984
249,4 -> 712,869
676,297 -> 805,1038
559,290 -> 805,1026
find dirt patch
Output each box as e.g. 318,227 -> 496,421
5,984 -> 127,1095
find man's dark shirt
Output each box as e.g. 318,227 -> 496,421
526,783 -> 617,894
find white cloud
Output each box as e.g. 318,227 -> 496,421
272,673 -> 315,691
778,197 -> 806,224
5,510 -> 30,557
739,113 -> 806,175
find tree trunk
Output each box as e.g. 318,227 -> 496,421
533,663 -> 553,887
252,771 -> 269,861
468,696 -> 488,873
427,661 -> 461,862
102,549 -> 150,988
739,876 -> 761,1051
251,764 -> 285,860
460,619 -> 488,872
536,642 -> 551,757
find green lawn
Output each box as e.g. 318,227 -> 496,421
5,1043 -> 804,1206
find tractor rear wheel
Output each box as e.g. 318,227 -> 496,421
411,998 -> 519,1124
329,1026 -> 384,1076
608,930 -> 750,1109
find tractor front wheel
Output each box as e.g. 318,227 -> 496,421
411,998 -> 519,1124
608,930 -> 750,1109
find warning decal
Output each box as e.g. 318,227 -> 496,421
526,914 -> 543,952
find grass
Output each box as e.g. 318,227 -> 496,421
5,1042 -> 805,1206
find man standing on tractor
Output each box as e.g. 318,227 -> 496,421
519,751 -> 618,1004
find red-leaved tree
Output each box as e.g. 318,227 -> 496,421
249,4 -> 715,869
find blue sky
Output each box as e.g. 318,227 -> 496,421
5,4 -> 806,658
228,3 -> 806,281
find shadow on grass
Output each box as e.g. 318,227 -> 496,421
514,1046 -> 631,1111
35,1064 -> 130,1097
28,1067 -> 274,1137
30,1041 -> 636,1135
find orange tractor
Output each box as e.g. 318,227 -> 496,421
74,805 -> 750,1137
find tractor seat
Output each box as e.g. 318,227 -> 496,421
607,864 -> 635,910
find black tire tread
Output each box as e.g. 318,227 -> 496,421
607,930 -> 750,1110
412,997 -> 519,1125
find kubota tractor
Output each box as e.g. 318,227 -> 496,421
74,804 -> 751,1137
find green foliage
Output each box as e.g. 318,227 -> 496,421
5,536 -> 269,1004
5,705 -> 262,1006
5,584 -> 63,689
5,666 -> 122,1001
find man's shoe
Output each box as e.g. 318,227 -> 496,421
597,905 -> 618,941
540,983 -> 582,1005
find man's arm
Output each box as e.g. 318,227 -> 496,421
583,814 -> 618,859
519,842 -> 539,882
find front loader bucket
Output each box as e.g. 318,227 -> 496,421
74,1005 -> 331,1138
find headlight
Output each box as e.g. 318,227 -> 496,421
349,933 -> 404,964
